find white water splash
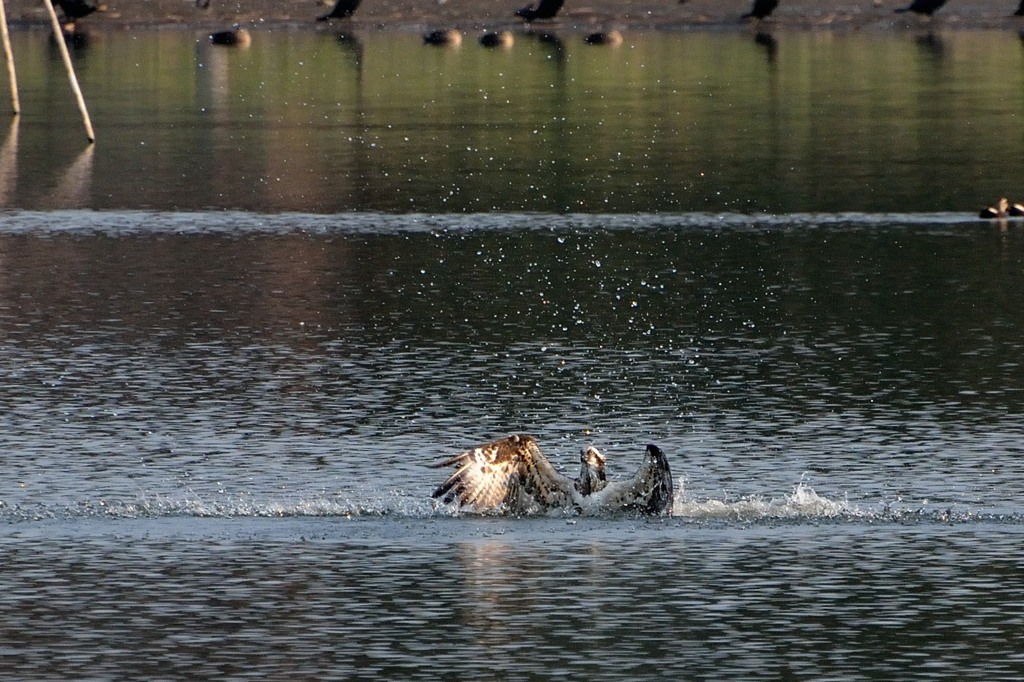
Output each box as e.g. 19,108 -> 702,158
672,481 -> 851,521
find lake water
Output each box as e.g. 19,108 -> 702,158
2,27 -> 1024,680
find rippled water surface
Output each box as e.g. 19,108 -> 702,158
4,210 -> 1024,679
3,26 -> 1024,681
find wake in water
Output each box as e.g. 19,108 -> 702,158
0,209 -> 992,237
0,481 -> 1013,526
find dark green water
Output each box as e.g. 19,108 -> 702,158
3,28 -> 1023,213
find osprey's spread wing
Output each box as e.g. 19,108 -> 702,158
430,434 -> 575,513
584,444 -> 674,515
431,436 -> 674,515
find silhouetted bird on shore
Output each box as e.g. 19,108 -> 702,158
55,0 -> 99,22
742,0 -> 779,20
741,0 -> 778,20
317,0 -> 362,21
516,0 -> 564,22
894,0 -> 948,16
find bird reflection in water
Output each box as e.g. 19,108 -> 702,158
754,31 -> 778,63
913,31 -> 947,60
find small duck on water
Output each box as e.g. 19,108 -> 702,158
210,25 -> 251,47
584,30 -> 623,46
479,31 -> 514,48
423,29 -> 462,46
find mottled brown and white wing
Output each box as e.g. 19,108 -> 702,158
430,434 -> 575,513
587,444 -> 674,515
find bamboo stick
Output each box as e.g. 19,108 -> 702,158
0,0 -> 19,114
41,0 -> 94,143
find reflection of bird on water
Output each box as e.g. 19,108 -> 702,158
430,434 -> 675,516
754,31 -> 778,62
584,30 -> 623,46
210,26 -> 251,47
423,29 -> 462,46
536,32 -> 564,48
980,198 -> 1009,219
516,0 -> 564,22
742,0 -> 779,20
479,30 -> 514,47
317,0 -> 362,21
914,31 -> 946,58
894,0 -> 948,16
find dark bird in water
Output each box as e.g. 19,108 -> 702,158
1010,202 -> 1024,216
894,0 -> 948,16
979,198 -> 1010,219
423,29 -> 462,46
430,434 -> 675,516
742,0 -> 779,20
55,0 -> 100,22
210,26 -> 251,47
317,0 -> 362,21
479,30 -> 514,48
584,30 -> 623,46
515,0 -> 565,22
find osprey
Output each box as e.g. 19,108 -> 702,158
430,434 -> 674,515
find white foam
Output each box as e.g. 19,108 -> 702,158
671,481 -> 851,521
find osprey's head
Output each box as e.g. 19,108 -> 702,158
576,446 -> 607,496
581,446 -> 606,470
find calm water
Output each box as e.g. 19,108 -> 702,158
2,28 -> 1023,213
2,27 -> 1024,680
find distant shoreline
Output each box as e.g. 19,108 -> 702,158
2,0 -> 1024,33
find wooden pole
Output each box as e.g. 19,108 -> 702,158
41,0 -> 94,143
0,0 -> 19,114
